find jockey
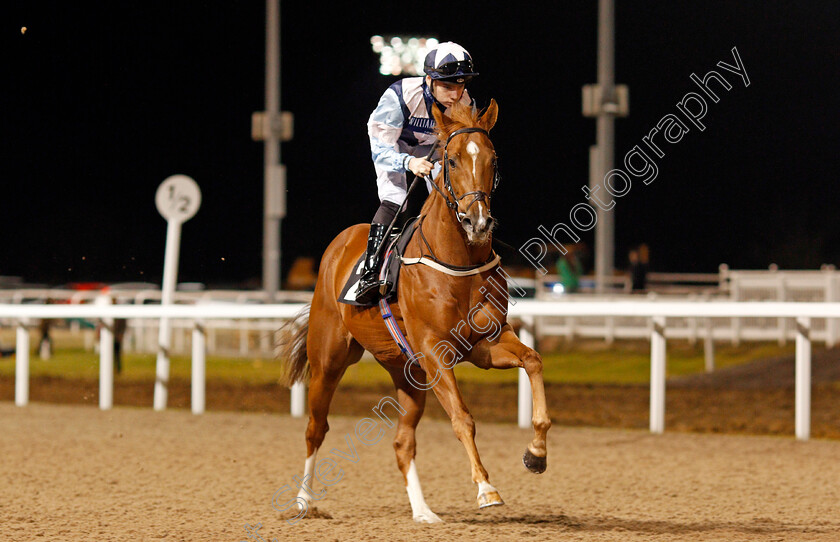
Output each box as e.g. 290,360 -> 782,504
356,41 -> 478,304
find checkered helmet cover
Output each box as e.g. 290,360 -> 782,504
423,42 -> 478,83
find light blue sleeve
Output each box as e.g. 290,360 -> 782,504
367,88 -> 410,173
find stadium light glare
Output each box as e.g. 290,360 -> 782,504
371,35 -> 438,76
370,35 -> 385,53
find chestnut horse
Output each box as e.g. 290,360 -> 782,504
280,100 -> 551,523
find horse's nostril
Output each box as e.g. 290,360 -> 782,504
462,216 -> 472,228
485,217 -> 495,230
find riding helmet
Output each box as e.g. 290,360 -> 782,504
423,42 -> 478,83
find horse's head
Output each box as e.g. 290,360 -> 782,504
431,99 -> 500,246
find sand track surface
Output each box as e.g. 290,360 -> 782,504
1,402 -> 838,541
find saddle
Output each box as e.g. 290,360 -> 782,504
338,217 -> 421,306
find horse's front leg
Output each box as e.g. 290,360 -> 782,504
470,324 -> 551,474
415,336 -> 504,509
382,364 -> 442,523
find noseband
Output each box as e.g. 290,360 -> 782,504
429,127 -> 501,223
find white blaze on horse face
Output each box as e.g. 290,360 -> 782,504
466,140 -> 480,180
464,140 -> 489,232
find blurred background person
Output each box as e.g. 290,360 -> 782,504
555,243 -> 585,294
629,244 -> 649,292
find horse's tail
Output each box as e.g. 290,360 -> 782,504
277,304 -> 311,386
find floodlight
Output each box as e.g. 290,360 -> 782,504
370,35 -> 385,53
371,35 -> 438,76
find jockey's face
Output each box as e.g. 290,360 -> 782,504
427,76 -> 465,108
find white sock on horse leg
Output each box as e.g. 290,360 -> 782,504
296,450 -> 319,508
405,460 -> 442,522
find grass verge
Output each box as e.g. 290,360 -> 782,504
0,337 -> 795,387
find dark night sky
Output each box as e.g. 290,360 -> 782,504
2,2 -> 839,287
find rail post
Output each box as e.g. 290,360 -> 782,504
730,278 -> 741,346
795,317 -> 811,441
518,315 -> 535,429
15,319 -> 30,407
777,274 -> 787,346
688,293 -> 698,346
826,271 -> 838,348
96,294 -> 114,410
192,320 -> 206,414
290,381 -> 305,418
239,325 -> 249,357
605,314 -> 615,345
650,316 -> 666,434
704,317 -> 715,373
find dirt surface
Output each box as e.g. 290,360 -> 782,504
2,402 -> 839,542
2,350 -> 839,540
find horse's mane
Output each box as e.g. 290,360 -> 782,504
435,102 -> 483,143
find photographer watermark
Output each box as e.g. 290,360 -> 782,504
241,265 -> 529,535
520,46 -> 750,273
240,396 -> 406,537
401,265 -> 527,390
238,47 -> 751,538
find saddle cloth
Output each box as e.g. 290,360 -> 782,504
338,217 -> 421,307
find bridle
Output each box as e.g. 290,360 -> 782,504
429,127 -> 501,223
397,124 -> 502,277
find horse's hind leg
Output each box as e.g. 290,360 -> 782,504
295,306 -> 363,511
382,364 -> 441,523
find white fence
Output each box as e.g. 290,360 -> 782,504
539,271 -> 721,295
0,288 -> 315,358
530,292 -> 840,348
533,267 -> 840,347
536,263 -> 838,297
1,301 -> 309,417
0,287 -> 315,305
5,265 -> 840,353
2,299 -> 838,441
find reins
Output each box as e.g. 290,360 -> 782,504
377,115 -> 501,362
398,126 -> 502,277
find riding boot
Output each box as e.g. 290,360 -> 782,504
355,223 -> 389,304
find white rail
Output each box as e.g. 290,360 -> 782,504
508,300 -> 839,440
7,274 -> 840,348
3,300 -> 838,441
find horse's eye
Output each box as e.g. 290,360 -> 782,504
448,158 -> 457,168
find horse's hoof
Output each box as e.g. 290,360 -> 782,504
413,510 -> 443,523
477,490 -> 505,509
522,449 -> 547,474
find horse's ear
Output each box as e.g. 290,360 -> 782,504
432,104 -> 456,139
480,99 -> 499,132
